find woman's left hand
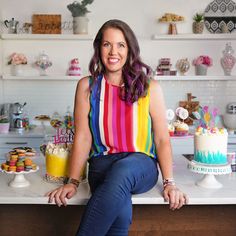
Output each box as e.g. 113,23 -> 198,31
163,185 -> 188,210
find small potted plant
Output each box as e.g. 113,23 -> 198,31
192,13 -> 204,34
0,115 -> 10,134
193,55 -> 213,75
8,52 -> 27,76
67,0 -> 94,34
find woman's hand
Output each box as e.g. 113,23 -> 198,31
46,184 -> 77,207
163,185 -> 188,210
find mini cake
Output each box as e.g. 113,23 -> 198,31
174,120 -> 189,136
45,142 -> 72,183
68,58 -> 81,76
194,127 -> 228,165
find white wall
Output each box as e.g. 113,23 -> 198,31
0,0 -> 236,121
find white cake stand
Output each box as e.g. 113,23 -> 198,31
1,167 -> 39,188
188,160 -> 232,188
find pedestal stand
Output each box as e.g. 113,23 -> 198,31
1,167 -> 39,188
188,160 -> 231,189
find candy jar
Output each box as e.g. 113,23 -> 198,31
68,58 -> 81,76
50,112 -> 63,129
221,43 -> 236,76
176,58 -> 190,75
35,51 -> 52,76
64,106 -> 74,129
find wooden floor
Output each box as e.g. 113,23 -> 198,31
0,204 -> 236,236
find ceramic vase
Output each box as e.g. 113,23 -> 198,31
11,64 -> 23,76
176,58 -> 190,75
221,43 -> 235,76
195,64 -> 207,75
73,16 -> 89,34
192,22 -> 204,34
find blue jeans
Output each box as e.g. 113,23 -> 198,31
76,152 -> 159,236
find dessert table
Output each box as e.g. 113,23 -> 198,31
0,155 -> 236,236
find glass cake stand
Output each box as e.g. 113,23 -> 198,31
1,167 -> 39,188
188,160 -> 232,188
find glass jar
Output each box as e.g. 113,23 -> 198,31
35,51 -> 52,76
221,43 -> 236,76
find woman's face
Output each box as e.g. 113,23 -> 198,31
100,27 -> 128,74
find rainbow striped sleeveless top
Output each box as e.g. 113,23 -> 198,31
89,75 -> 156,159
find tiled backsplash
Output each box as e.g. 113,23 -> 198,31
160,80 -> 235,113
1,79 -> 235,123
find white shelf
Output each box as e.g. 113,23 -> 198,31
152,33 -> 236,40
1,75 -> 81,80
154,75 -> 236,81
0,34 -> 93,40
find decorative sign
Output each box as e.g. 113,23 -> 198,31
53,128 -> 74,144
32,14 -> 61,34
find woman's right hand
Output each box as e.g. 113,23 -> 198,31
46,184 -> 77,207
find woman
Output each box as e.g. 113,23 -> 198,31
47,19 -> 188,236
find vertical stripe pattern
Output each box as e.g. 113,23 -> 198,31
89,75 -> 156,159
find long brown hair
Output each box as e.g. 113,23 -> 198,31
89,19 -> 152,104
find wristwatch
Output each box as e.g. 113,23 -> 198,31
65,177 -> 80,188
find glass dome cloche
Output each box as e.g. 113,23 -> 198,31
35,51 -> 52,76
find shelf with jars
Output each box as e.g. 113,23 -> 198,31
153,75 -> 236,81
0,33 -> 94,41
151,33 -> 236,41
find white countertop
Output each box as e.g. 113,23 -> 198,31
0,155 -> 235,205
0,128 -> 45,138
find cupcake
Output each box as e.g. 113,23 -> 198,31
174,120 -> 189,136
168,123 -> 175,136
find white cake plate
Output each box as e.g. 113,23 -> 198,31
188,161 -> 232,189
1,167 -> 39,188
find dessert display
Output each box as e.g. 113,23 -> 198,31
158,13 -> 185,22
1,147 -> 38,188
68,58 -> 81,76
1,147 -> 37,173
194,126 -> 228,165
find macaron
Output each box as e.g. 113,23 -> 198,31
9,160 -> 16,166
9,166 -> 16,172
25,166 -> 32,171
16,166 -> 25,172
24,158 -> 32,166
16,161 -> 24,167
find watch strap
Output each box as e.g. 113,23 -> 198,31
65,177 -> 80,188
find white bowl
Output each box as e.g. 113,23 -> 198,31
223,113 -> 236,130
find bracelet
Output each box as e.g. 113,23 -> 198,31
65,177 -> 80,188
163,178 -> 176,188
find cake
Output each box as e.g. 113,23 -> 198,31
68,58 -> 81,76
45,142 -> 72,183
194,127 -> 228,165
